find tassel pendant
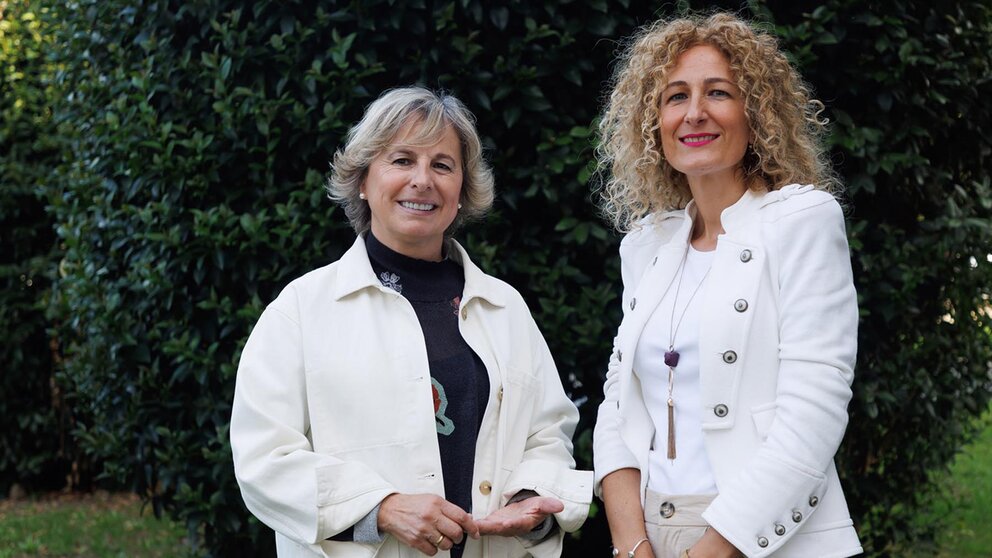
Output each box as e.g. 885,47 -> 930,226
667,397 -> 676,460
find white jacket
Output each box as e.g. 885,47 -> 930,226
593,185 -> 863,558
232,237 -> 592,557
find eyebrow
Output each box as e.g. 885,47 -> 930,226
387,147 -> 458,163
662,77 -> 736,91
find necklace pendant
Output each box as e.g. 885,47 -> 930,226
667,401 -> 677,460
664,350 -> 680,368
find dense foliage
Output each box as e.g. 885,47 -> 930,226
2,0 -> 989,556
764,1 -> 992,550
0,1 -> 67,496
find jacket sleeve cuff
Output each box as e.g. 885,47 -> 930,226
592,400 -> 640,499
315,461 -> 396,541
700,451 -> 828,557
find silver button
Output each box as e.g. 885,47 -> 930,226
809,495 -> 819,507
774,524 -> 786,536
757,536 -> 768,548
734,299 -> 748,312
714,404 -> 729,417
630,298 -> 636,310
722,350 -> 738,364
660,501 -> 675,518
461,306 -> 468,320
740,249 -> 753,262
792,510 -> 803,523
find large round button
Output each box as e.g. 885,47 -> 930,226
740,249 -> 753,262
774,524 -> 786,536
734,299 -> 748,312
660,501 -> 675,518
809,495 -> 819,507
722,350 -> 738,364
792,510 -> 803,523
714,404 -> 729,417
479,481 -> 492,495
757,536 -> 768,548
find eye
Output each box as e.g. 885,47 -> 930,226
433,161 -> 453,172
666,92 -> 688,103
709,89 -> 732,98
391,157 -> 412,166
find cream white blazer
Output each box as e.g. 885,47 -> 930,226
232,237 -> 592,557
593,185 -> 863,558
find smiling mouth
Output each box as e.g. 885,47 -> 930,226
681,134 -> 719,144
399,201 -> 437,211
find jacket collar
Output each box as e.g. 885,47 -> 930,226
718,187 -> 765,233
719,183 -> 814,233
666,186 -> 770,241
332,235 -> 506,308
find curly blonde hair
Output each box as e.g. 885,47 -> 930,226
597,12 -> 839,231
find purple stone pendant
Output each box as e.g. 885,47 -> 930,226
664,350 -> 680,368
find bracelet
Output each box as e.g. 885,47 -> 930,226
611,537 -> 649,558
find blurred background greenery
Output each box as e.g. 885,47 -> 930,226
1,0 -> 990,556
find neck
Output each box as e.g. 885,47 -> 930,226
369,226 -> 445,262
687,172 -> 748,251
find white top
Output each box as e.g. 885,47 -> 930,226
633,244 -> 717,495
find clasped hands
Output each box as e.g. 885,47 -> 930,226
377,492 -> 564,555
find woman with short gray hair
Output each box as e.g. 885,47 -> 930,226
232,86 -> 591,558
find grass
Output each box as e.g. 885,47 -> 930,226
0,491 -> 189,558
924,408 -> 992,557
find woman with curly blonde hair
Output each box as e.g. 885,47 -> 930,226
593,13 -> 862,558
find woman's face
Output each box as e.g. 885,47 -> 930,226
658,44 -> 750,186
361,118 -> 463,261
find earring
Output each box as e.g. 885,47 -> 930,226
359,192 -> 366,200
457,203 -> 463,209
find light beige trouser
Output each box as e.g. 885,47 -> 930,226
643,490 -> 716,558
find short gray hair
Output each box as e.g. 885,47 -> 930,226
327,86 -> 495,235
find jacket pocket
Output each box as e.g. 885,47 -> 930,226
306,355 -> 420,453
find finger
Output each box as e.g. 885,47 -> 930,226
413,533 -> 439,556
441,501 -> 480,539
434,514 -> 466,544
437,534 -> 456,551
530,496 -> 565,515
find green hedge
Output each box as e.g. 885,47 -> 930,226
764,2 -> 992,550
0,1 -> 68,496
20,0 -> 992,556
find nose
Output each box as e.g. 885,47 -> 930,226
411,160 -> 433,190
684,94 -> 707,125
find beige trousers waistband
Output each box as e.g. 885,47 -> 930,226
643,490 -> 716,558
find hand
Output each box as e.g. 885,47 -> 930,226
476,496 -> 564,537
377,493 -> 480,556
686,527 -> 742,558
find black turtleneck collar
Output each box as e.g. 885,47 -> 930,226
365,232 -> 463,302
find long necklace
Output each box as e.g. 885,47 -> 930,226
663,245 -> 711,460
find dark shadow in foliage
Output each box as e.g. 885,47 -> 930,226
0,0 -> 72,498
